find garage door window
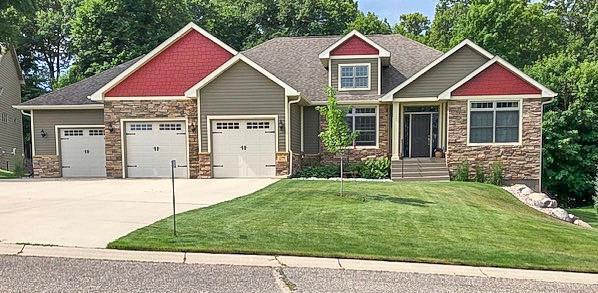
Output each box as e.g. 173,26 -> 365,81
247,121 -> 270,129
216,122 -> 239,129
130,124 -> 152,131
159,123 -> 182,131
89,129 -> 103,136
63,130 -> 83,136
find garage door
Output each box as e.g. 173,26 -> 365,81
212,120 -> 276,178
60,128 -> 106,177
125,121 -> 188,178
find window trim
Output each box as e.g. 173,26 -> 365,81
338,63 -> 371,91
344,105 -> 379,149
467,99 -> 523,146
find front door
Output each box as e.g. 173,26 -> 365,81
410,114 -> 431,157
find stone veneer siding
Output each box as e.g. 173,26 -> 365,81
319,104 -> 391,163
198,152 -> 212,178
276,152 -> 290,176
32,155 -> 61,178
446,99 -> 542,189
104,100 -> 199,178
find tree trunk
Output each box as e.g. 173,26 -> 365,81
340,154 -> 344,196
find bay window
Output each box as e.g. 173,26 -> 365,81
346,107 -> 377,146
469,101 -> 520,144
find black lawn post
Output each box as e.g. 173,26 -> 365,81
171,159 -> 177,237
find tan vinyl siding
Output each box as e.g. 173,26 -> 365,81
302,106 -> 320,154
331,58 -> 378,95
199,61 -> 286,152
395,46 -> 489,98
0,51 -> 24,169
32,109 -> 104,155
290,103 -> 301,153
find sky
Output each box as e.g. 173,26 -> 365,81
358,0 -> 438,25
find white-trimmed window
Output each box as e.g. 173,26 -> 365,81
339,64 -> 370,90
346,107 -> 377,146
469,101 -> 520,144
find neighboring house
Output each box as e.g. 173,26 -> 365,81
0,46 -> 25,170
14,23 -> 556,190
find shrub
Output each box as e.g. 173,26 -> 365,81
295,164 -> 339,178
474,165 -> 485,183
11,157 -> 25,178
354,157 -> 390,179
594,174 -> 598,213
486,162 -> 504,186
453,161 -> 470,181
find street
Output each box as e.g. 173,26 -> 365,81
1,255 -> 596,292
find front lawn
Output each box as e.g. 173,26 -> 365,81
109,180 -> 598,272
568,206 -> 598,227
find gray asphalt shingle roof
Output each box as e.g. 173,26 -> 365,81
20,34 -> 442,105
19,57 -> 142,106
243,34 -> 442,102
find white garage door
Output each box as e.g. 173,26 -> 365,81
125,121 -> 188,178
212,120 -> 276,178
60,128 -> 106,177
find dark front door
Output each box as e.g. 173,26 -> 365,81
410,114 -> 431,157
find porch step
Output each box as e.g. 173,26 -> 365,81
391,158 -> 450,181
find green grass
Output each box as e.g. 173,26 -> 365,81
109,180 -> 598,272
0,169 -> 17,179
568,206 -> 598,227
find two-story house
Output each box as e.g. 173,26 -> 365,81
0,46 -> 24,170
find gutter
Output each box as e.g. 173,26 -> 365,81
13,104 -> 104,110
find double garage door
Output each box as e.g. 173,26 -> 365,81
211,120 -> 276,178
125,121 -> 188,178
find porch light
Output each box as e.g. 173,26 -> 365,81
189,122 -> 197,132
107,122 -> 114,133
40,129 -> 47,138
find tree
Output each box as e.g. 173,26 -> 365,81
449,0 -> 566,68
526,54 -> 598,206
317,87 -> 357,195
0,0 -> 34,46
393,12 -> 430,43
347,12 -> 392,34
427,0 -> 472,50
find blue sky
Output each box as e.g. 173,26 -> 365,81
358,0 -> 438,25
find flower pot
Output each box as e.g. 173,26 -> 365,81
434,150 -> 444,158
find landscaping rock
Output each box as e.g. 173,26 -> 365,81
568,214 -> 577,222
550,208 -> 573,222
519,187 -> 533,196
574,219 -> 592,229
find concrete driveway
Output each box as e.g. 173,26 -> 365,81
0,178 -> 277,248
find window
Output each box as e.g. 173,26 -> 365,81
63,130 -> 83,136
247,121 -> 270,129
339,64 -> 370,90
346,107 -> 377,146
89,129 -> 104,136
469,101 -> 520,144
130,124 -> 152,131
216,122 -> 239,130
159,123 -> 182,131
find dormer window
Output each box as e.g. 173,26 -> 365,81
339,64 -> 370,91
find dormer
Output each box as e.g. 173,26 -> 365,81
319,31 -> 390,95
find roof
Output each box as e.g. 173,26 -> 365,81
18,57 -> 141,107
243,34 -> 442,102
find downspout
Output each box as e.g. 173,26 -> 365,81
287,96 -> 302,177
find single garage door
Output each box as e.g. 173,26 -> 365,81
212,120 -> 276,178
125,121 -> 188,178
60,128 -> 106,177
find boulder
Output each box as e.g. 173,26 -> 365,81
574,219 -> 592,229
568,214 -> 578,222
550,208 -> 573,222
545,199 -> 558,208
519,187 -> 533,196
512,184 -> 528,193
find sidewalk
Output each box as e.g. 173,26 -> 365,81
1,243 -> 596,285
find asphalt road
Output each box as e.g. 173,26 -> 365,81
0,255 -> 596,292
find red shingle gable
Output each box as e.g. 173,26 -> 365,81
330,36 -> 379,56
106,30 -> 233,97
452,63 -> 541,96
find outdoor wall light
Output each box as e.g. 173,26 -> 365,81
278,120 -> 284,130
107,122 -> 114,133
40,129 -> 47,138
189,122 -> 197,132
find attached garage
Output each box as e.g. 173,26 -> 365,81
211,119 -> 276,178
59,127 -> 106,177
124,121 -> 188,178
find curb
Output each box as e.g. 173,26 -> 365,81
1,243 -> 596,285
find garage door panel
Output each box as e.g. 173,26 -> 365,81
211,120 -> 276,178
125,122 -> 188,178
60,128 -> 106,177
